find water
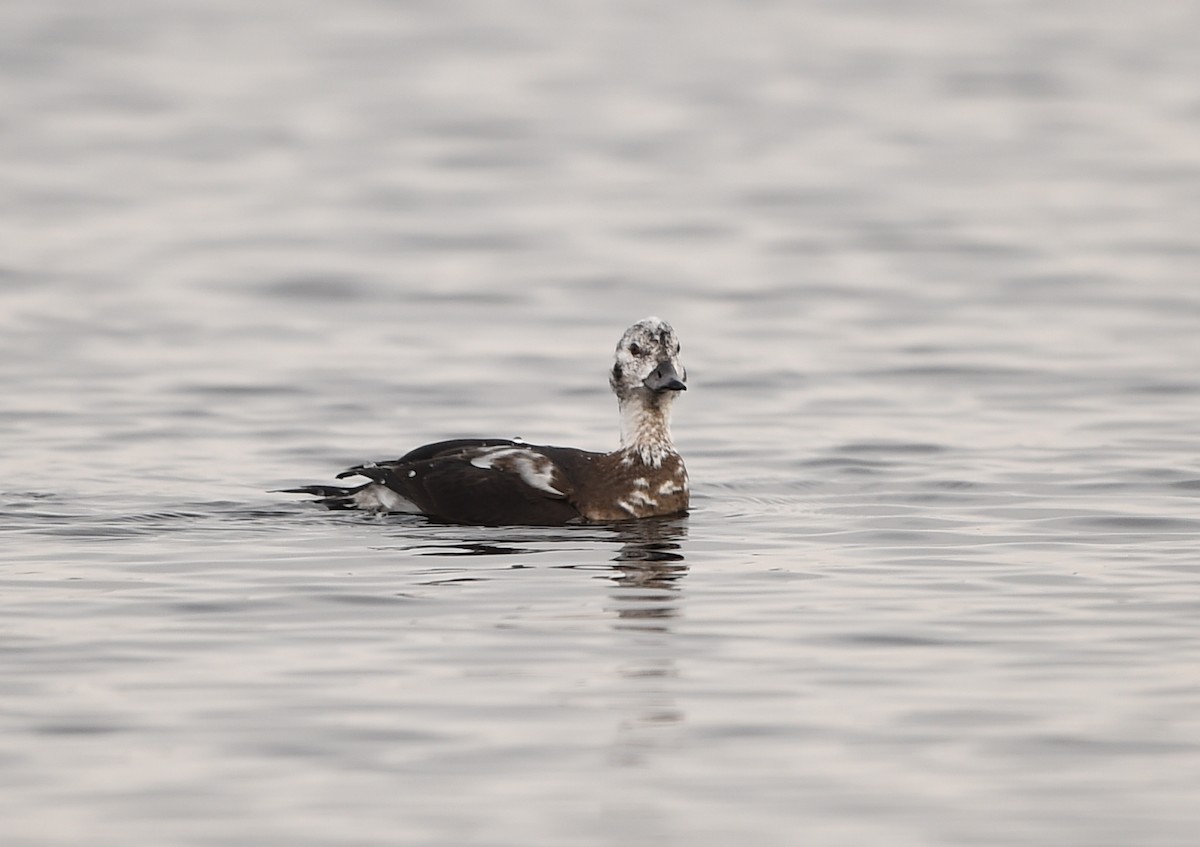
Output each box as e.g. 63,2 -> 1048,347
3,1 -> 1200,845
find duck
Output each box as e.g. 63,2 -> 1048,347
279,317 -> 689,525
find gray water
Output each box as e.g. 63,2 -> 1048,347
3,1 -> 1200,845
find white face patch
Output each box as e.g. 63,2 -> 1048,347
469,447 -> 566,498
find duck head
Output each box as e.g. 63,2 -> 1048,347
609,316 -> 687,400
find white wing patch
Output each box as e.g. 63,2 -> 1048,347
469,447 -> 567,498
352,483 -> 420,514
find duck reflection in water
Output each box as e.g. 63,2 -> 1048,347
388,516 -> 690,764
606,517 -> 689,629
395,517 -> 689,613
602,517 -> 689,767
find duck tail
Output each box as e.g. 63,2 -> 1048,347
273,483 -> 367,511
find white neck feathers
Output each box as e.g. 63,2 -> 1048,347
618,391 -> 677,467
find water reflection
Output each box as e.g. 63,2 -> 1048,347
606,517 -> 690,628
380,518 -> 692,761
407,542 -> 539,557
384,518 -> 691,615
602,518 -> 689,767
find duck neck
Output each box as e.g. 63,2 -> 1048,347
618,390 -> 676,467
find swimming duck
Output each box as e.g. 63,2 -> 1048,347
280,317 -> 689,525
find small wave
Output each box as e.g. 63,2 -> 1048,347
836,441 -> 949,455
1067,515 -> 1200,533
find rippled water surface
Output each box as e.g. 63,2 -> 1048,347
3,2 -> 1200,845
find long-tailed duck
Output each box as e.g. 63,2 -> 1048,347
280,317 -> 689,525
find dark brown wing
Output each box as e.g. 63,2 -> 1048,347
336,439 -> 520,479
345,442 -> 593,526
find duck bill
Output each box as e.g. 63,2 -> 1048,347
643,360 -> 687,392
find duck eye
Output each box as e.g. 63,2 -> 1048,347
629,343 -> 643,356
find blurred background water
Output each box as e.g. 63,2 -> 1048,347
2,1 -> 1200,845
